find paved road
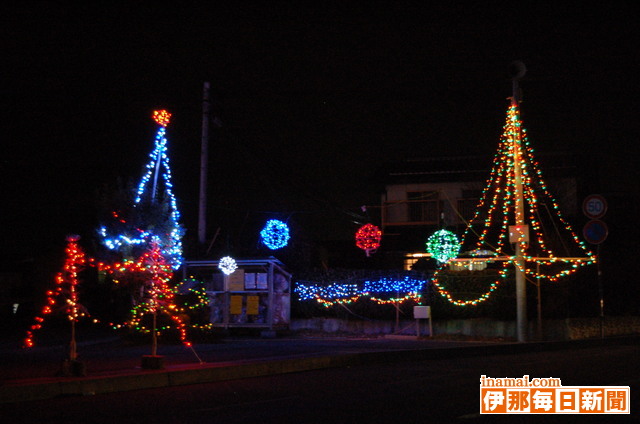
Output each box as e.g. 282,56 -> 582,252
1,333 -> 493,381
1,337 -> 638,423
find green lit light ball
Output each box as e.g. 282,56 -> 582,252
426,229 -> 460,263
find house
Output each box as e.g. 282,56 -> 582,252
376,153 -> 594,270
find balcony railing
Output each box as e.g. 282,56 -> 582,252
382,198 -> 479,227
456,197 -> 480,223
382,199 -> 441,226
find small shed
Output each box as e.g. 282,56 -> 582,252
181,257 -> 291,330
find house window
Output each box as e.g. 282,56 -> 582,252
404,252 -> 431,271
407,191 -> 439,224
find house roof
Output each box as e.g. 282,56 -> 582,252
377,152 -> 590,185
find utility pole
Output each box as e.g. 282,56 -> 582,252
513,106 -> 527,342
510,61 -> 528,342
198,82 -> 210,246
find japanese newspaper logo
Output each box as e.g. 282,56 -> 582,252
480,375 -> 629,414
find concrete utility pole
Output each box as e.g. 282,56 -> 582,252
198,82 -> 210,246
513,116 -> 527,342
510,61 -> 528,342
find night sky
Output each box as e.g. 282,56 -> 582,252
2,4 -> 639,262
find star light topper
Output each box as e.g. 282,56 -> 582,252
153,109 -> 171,127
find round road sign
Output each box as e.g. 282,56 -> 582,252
583,219 -> 608,245
582,194 -> 607,219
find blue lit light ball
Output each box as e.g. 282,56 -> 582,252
426,229 -> 460,263
260,219 -> 290,250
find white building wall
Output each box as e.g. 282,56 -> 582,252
383,181 -> 484,225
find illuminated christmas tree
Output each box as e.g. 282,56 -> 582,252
124,239 -> 192,357
24,235 -> 91,365
98,109 -> 184,270
433,100 -> 596,307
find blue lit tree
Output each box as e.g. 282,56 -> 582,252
98,110 -> 184,270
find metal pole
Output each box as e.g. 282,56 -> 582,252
598,244 -> 604,338
70,319 -> 77,361
152,309 -> 157,356
198,82 -> 211,245
151,146 -> 162,203
536,265 -> 542,340
395,290 -> 400,333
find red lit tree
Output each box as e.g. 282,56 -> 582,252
24,235 -> 90,363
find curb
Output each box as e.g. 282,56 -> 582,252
1,335 -> 637,404
0,354 -> 358,404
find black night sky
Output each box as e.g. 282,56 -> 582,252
2,4 -> 639,273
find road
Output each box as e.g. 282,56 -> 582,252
1,342 -> 637,423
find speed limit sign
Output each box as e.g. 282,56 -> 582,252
582,194 -> 607,219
